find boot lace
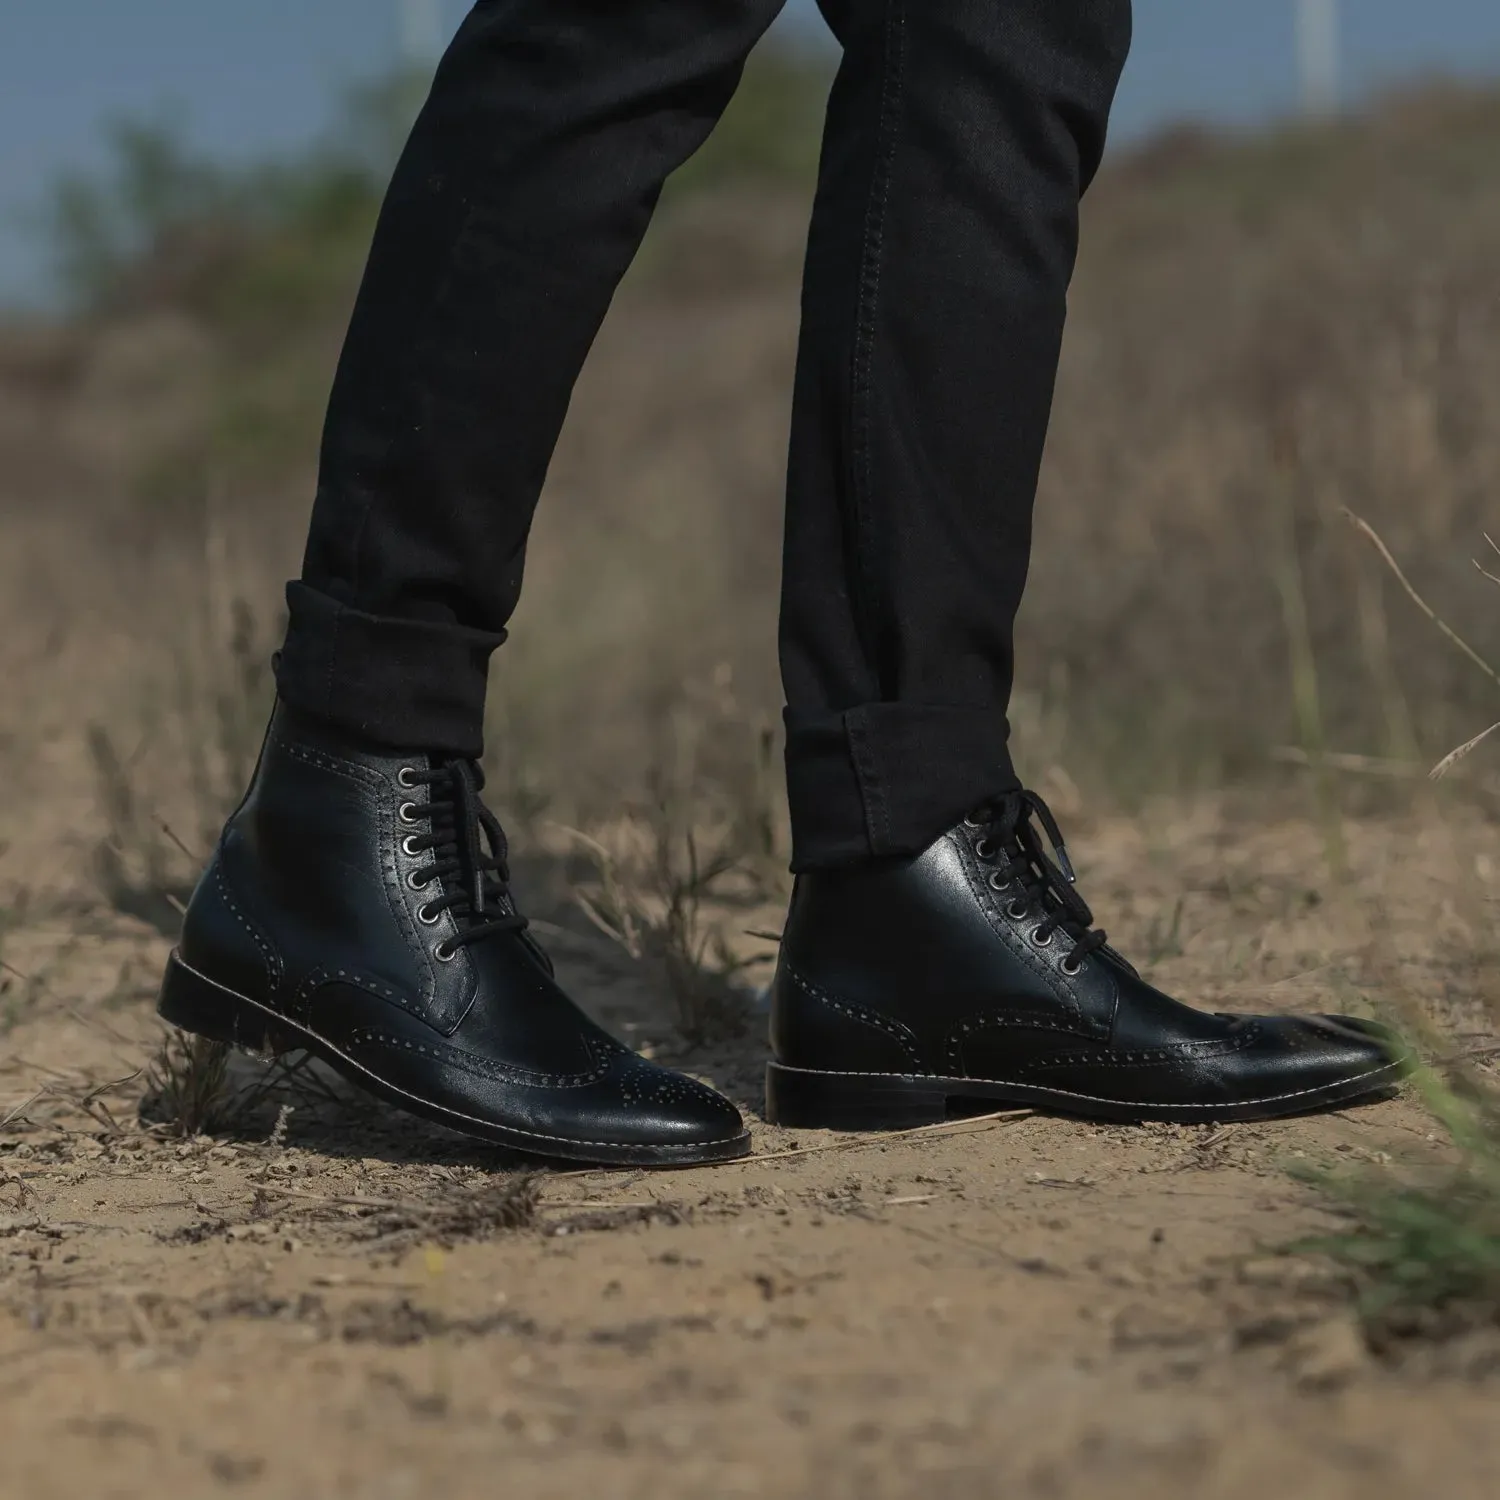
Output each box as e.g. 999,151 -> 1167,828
398,759 -> 529,960
966,790 -> 1110,973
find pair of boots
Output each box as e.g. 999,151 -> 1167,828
159,705 -> 1404,1165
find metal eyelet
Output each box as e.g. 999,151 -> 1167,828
433,940 -> 457,964
1030,925 -> 1054,949
988,870 -> 1012,893
407,870 -> 431,892
397,766 -> 421,788
1006,898 -> 1030,921
398,802 -> 419,825
401,834 -> 424,858
417,902 -> 441,926
1060,953 -> 1083,976
974,839 -> 994,861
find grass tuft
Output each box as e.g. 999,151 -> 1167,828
1293,1065 -> 1500,1344
140,1029 -> 234,1139
1291,516 -> 1500,1346
567,813 -> 763,1046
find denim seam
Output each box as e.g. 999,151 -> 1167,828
845,710 -> 890,857
847,0 -> 908,856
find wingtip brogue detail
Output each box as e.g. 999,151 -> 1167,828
766,791 -> 1410,1130
159,703 -> 750,1166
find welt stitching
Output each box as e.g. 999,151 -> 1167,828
771,1062 -> 1402,1110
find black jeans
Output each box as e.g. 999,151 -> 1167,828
276,0 -> 1132,870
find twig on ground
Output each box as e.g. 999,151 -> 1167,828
254,1173 -> 542,1244
0,1091 -> 44,1130
743,1109 -> 1034,1166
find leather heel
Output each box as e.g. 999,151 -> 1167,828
765,1062 -> 949,1130
157,951 -> 288,1054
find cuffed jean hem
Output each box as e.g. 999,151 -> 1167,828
275,581 -> 504,759
784,703 -> 1021,871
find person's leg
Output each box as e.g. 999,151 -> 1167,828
768,0 -> 1409,1128
159,1 -> 786,1167
277,0 -> 786,758
781,0 -> 1127,869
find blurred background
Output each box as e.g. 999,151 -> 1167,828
5,0 -> 1500,914
7,15 -> 1500,1487
6,13 -> 1500,1491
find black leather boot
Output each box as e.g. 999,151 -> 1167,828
767,791 -> 1407,1129
157,704 -> 750,1166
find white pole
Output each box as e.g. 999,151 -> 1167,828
398,0 -> 445,64
1296,0 -> 1341,115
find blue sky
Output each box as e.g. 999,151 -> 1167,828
4,1 -> 1500,305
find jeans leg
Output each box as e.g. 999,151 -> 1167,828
781,0 -> 1132,868
277,0 -> 787,757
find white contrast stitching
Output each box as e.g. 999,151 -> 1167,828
767,1059 -> 1404,1111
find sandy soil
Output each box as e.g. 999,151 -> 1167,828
4,277 -> 1500,1497
2,799 -> 1497,1500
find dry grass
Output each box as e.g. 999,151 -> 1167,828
5,75 -> 1500,1344
139,1030 -> 234,1138
567,815 -> 763,1045
1276,512 -> 1500,1343
11,84 -> 1500,829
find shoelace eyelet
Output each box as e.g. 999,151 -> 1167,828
1060,952 -> 1083,976
974,838 -> 995,861
1030,925 -> 1054,949
988,870 -> 1012,893
407,871 -> 432,892
400,834 -> 424,858
398,802 -> 419,825
433,940 -> 457,964
1006,897 -> 1030,921
397,766 -> 421,789
417,902 -> 441,927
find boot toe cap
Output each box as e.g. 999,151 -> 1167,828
1227,1011 -> 1410,1106
602,1053 -> 751,1152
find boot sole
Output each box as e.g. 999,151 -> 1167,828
764,1057 -> 1407,1130
158,951 -> 752,1168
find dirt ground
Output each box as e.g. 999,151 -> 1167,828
7,97 -> 1500,1493
3,789 -> 1499,1500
